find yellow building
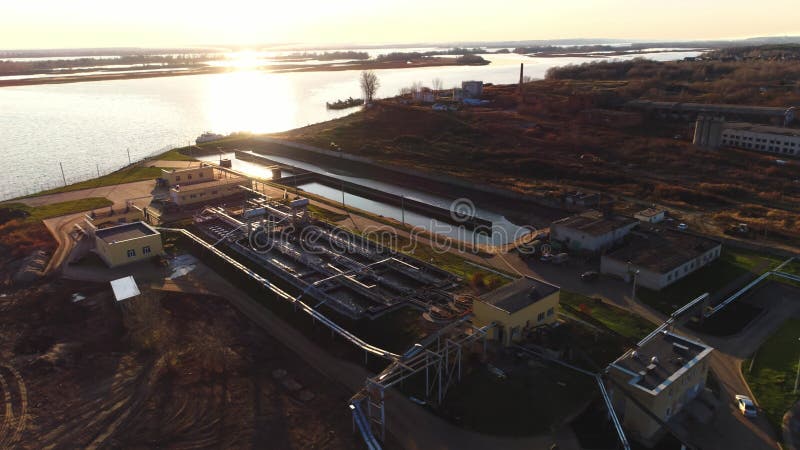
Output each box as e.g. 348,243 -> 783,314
94,221 -> 164,268
472,276 -> 560,346
169,176 -> 251,206
161,165 -> 216,187
607,330 -> 713,443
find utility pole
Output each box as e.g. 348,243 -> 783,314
401,195 -> 405,225
96,163 -> 100,177
59,162 -> 67,186
341,180 -> 346,208
794,338 -> 800,394
127,148 -> 132,165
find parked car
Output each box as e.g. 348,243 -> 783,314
409,396 -> 427,406
677,223 -> 688,231
580,271 -> 599,282
735,395 -> 757,418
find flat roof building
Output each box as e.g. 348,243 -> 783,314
607,330 -> 713,442
169,175 -> 251,206
472,277 -> 560,346
551,210 -> 638,253
600,230 -> 721,290
161,164 -> 216,187
634,208 -> 666,224
94,221 -> 164,268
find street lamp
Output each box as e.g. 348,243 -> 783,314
627,260 -> 640,300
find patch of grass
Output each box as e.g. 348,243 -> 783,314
637,248 -> 783,315
153,147 -> 197,161
743,318 -> 800,436
2,198 -> 113,222
560,291 -> 653,341
26,167 -> 163,197
307,204 -> 349,223
441,364 -> 595,436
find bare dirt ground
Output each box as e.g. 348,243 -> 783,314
0,279 -> 360,449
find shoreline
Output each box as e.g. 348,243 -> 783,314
0,57 -> 490,88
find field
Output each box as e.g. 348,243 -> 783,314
744,318 -> 800,435
0,281 -> 361,449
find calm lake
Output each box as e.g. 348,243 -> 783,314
0,49 -> 701,200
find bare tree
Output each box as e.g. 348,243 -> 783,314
432,77 -> 443,92
360,70 -> 380,104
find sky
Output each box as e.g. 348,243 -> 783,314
2,0 -> 799,49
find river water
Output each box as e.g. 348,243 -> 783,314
0,49 -> 700,201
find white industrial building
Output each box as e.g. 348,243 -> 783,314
634,208 -> 666,224
600,230 -> 722,290
720,123 -> 800,157
550,210 -> 638,253
461,80 -> 483,98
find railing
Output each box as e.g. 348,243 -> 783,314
158,227 -> 400,360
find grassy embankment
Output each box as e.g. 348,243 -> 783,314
2,198 -> 113,222
20,146 -> 197,199
560,291 -> 654,341
26,167 -> 164,198
744,318 -> 800,436
637,248 -> 786,315
0,198 -> 112,269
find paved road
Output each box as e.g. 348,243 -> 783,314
18,179 -> 156,209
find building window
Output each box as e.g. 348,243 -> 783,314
175,176 -> 181,181
142,246 -> 151,255
537,312 -> 545,322
546,307 -> 554,317
199,172 -> 204,178
188,174 -> 193,180
127,249 -> 136,258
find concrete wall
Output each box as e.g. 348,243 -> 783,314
96,231 -> 164,268
253,137 -> 568,212
601,244 -> 721,290
472,291 -> 559,346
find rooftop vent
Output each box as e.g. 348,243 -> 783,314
673,343 -> 690,355
631,350 -> 639,359
650,356 -> 659,365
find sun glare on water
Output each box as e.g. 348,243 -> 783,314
225,50 -> 264,69
203,70 -> 297,134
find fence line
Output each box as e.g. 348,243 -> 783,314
0,144 -> 177,202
